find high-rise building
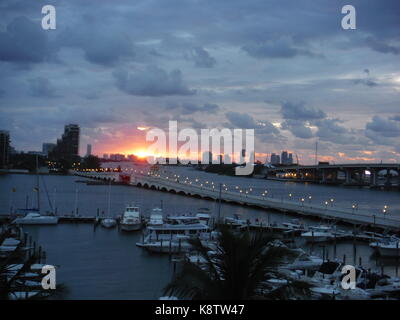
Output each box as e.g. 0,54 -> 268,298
288,153 -> 293,165
103,154 -> 109,159
202,151 -> 213,164
86,144 -> 92,157
0,130 -> 10,168
281,151 -> 288,165
50,124 -> 80,161
42,143 -> 56,156
270,153 -> 280,165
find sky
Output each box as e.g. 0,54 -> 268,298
0,0 -> 399,164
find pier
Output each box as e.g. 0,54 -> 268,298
75,171 -> 400,232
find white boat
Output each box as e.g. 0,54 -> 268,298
101,218 -> 117,228
301,225 -> 334,242
370,239 -> 400,257
13,212 -> 58,225
136,216 -> 210,254
148,208 -> 164,226
282,249 -> 324,271
120,205 -> 142,231
195,208 -> 212,225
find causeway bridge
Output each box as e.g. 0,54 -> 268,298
264,163 -> 400,188
75,170 -> 400,232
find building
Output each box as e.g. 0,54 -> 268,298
42,143 -> 56,156
86,144 -> 92,157
281,151 -> 288,165
202,151 -> 213,164
223,154 -> 232,164
270,153 -> 280,165
50,124 -> 80,162
0,130 -> 10,168
288,153 -> 293,165
103,154 -> 109,159
110,154 -> 125,161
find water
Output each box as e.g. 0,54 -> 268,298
0,167 -> 399,299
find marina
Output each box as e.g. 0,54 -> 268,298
1,167 -> 400,299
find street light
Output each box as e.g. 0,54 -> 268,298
352,204 -> 356,213
301,198 -> 305,206
330,198 -> 334,207
308,195 -> 312,203
325,201 -> 328,209
288,193 -> 292,200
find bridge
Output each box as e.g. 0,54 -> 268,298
75,170 -> 400,231
263,163 -> 400,188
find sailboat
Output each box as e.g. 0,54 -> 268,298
101,180 -> 117,228
13,156 -> 58,225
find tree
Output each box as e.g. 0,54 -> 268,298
164,226 -> 310,300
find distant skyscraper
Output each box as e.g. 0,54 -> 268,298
218,154 -> 223,164
86,144 -> 92,157
270,153 -> 280,165
281,151 -> 288,165
0,130 -> 10,168
103,154 -> 109,159
42,143 -> 56,156
202,151 -> 213,164
223,154 -> 232,164
239,149 -> 246,164
288,153 -> 293,165
50,124 -> 80,161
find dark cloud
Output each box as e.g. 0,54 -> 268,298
281,120 -> 314,139
280,101 -> 326,121
188,47 -> 216,68
0,16 -> 51,64
366,116 -> 400,138
225,111 -> 279,136
113,66 -> 195,97
171,102 -> 220,114
28,77 -> 58,98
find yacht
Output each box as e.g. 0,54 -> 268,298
370,238 -> 400,257
101,218 -> 117,229
301,225 -> 334,242
148,208 -> 164,226
13,211 -> 58,225
195,208 -> 212,225
120,205 -> 142,231
136,216 -> 210,253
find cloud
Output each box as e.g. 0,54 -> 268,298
353,78 -> 378,87
225,111 -> 279,135
242,37 -> 317,59
0,16 -> 52,64
281,120 -> 314,139
28,77 -> 58,98
113,66 -> 195,97
365,37 -> 400,55
172,102 -> 220,114
188,47 -> 216,68
58,26 -> 134,66
366,116 -> 400,138
280,101 -> 326,121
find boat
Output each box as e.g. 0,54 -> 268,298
148,208 -> 164,226
120,205 -> 142,231
281,248 -> 324,271
12,156 -> 58,225
301,225 -> 334,242
13,211 -> 58,225
224,214 -> 247,227
101,218 -> 117,229
100,180 -> 117,229
195,208 -> 212,225
0,237 -> 21,258
136,216 -> 210,253
370,238 -> 400,257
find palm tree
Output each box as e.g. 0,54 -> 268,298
164,226 -> 311,300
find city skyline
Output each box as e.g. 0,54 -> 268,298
0,0 -> 399,164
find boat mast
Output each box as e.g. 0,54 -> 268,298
107,180 -> 111,217
36,155 -> 40,213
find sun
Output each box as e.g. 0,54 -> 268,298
134,150 -> 151,158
